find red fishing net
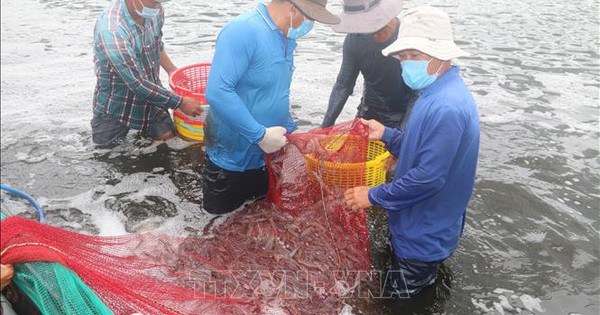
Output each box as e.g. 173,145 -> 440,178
1,119 -> 386,314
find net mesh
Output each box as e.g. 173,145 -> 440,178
1,119 -> 388,314
0,212 -> 112,315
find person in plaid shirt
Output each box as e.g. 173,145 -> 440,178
92,0 -> 203,147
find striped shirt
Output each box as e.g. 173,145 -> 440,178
93,0 -> 182,131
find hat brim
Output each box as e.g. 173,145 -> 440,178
332,0 -> 402,33
291,0 -> 340,25
382,37 -> 469,60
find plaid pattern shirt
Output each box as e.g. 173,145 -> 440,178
93,0 -> 182,131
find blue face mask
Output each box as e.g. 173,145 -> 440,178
135,0 -> 160,20
287,12 -> 314,40
400,59 -> 439,90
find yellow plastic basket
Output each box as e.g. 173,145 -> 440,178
304,135 -> 391,190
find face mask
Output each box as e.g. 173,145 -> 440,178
135,0 -> 160,20
287,12 -> 314,40
400,59 -> 439,90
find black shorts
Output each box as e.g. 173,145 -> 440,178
201,156 -> 268,215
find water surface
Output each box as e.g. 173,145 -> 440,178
1,0 -> 598,314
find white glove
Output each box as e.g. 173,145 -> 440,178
258,126 -> 288,154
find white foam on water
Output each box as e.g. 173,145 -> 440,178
571,249 -> 597,269
471,298 -> 492,313
164,136 -> 198,150
475,289 -> 546,315
66,189 -> 128,236
520,294 -> 544,313
492,301 -> 505,315
521,230 -> 547,243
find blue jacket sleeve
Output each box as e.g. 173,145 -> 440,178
321,36 -> 360,128
285,114 -> 298,134
380,127 -> 404,158
205,21 -> 266,144
368,104 -> 466,210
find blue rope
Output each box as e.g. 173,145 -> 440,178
0,184 -> 46,223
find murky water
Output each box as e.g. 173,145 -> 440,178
1,0 -> 598,314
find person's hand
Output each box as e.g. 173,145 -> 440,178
1,264 -> 14,291
360,118 -> 385,141
258,127 -> 288,153
179,97 -> 204,117
344,186 -> 372,210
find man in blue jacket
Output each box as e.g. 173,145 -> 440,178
203,0 -> 339,215
344,6 -> 480,298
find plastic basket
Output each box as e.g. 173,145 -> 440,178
169,63 -> 211,141
169,63 -> 211,102
173,105 -> 209,141
304,136 -> 391,190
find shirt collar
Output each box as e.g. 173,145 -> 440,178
422,66 -> 460,96
256,3 -> 278,31
121,0 -> 139,29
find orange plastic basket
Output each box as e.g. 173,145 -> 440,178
304,135 -> 391,190
169,63 -> 211,141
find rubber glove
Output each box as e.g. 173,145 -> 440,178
258,126 -> 287,153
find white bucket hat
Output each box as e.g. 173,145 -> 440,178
332,0 -> 403,33
382,6 -> 469,60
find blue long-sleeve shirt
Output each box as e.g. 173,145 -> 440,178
368,66 -> 480,261
205,3 -> 298,172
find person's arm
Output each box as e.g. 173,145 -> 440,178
96,29 -> 182,109
361,118 -> 404,158
380,127 -> 404,158
205,21 -> 266,144
285,114 -> 298,134
0,264 -> 14,291
160,50 -> 177,76
321,36 -> 360,128
368,104 -> 465,210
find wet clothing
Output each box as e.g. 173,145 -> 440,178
384,253 -> 443,298
205,3 -> 298,172
91,107 -> 175,148
92,0 -> 182,133
368,67 -> 480,262
201,156 -> 269,215
322,23 -> 411,128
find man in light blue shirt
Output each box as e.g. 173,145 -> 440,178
203,0 -> 339,214
345,7 -> 480,299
